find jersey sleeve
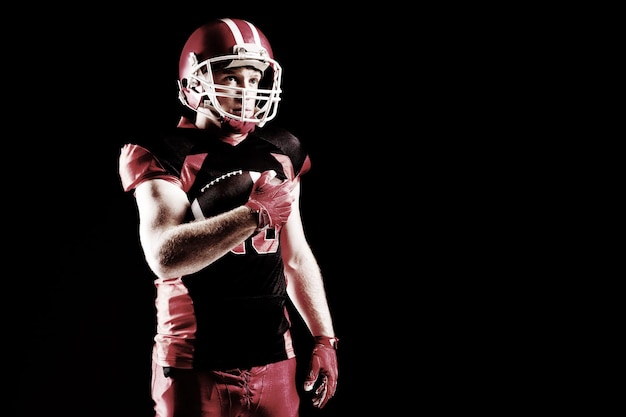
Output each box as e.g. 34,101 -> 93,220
119,143 -> 183,192
299,154 -> 311,177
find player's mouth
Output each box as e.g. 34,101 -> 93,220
231,108 -> 254,116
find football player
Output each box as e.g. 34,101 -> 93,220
119,18 -> 338,417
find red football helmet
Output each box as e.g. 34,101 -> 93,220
177,18 -> 282,128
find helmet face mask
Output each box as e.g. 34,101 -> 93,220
178,19 -> 283,128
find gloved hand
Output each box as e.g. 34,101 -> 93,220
245,170 -> 295,230
304,336 -> 339,409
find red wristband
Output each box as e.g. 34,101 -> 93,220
314,336 -> 339,350
246,201 -> 270,231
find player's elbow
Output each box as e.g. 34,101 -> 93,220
144,254 -> 175,280
143,243 -> 183,280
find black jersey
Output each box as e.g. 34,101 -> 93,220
119,125 -> 311,370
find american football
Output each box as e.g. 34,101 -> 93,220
191,170 -> 261,220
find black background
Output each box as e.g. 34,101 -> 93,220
8,6 -> 418,417
4,4 -> 531,416
5,5 -> 587,416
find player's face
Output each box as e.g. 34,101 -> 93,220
212,67 -> 263,119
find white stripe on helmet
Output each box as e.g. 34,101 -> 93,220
220,18 -> 263,47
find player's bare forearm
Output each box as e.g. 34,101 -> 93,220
285,252 -> 336,337
144,206 -> 257,279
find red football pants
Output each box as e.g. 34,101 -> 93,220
151,357 -> 300,417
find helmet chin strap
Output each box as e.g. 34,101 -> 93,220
220,116 -> 258,135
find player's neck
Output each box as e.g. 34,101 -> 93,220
177,116 -> 248,145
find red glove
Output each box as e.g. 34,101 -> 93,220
245,170 -> 295,230
304,336 -> 339,409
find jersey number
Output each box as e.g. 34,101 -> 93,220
231,227 -> 280,255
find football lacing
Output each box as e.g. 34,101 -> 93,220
200,170 -> 244,193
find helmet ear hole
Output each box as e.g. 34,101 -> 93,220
188,78 -> 199,88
